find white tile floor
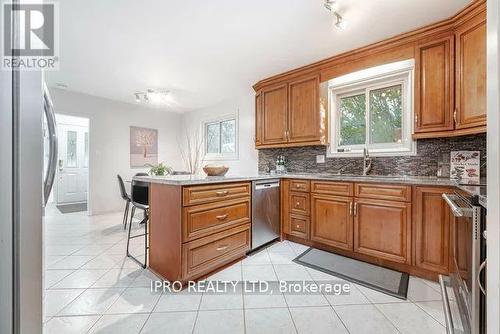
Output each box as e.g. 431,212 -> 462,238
43,206 -> 446,333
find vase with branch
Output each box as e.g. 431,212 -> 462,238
178,123 -> 204,175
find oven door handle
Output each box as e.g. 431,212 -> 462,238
442,194 -> 473,218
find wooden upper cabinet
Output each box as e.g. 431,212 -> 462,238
455,10 -> 487,130
255,75 -> 325,148
288,75 -> 321,143
414,35 -> 454,135
261,84 -> 288,145
255,92 -> 262,146
353,198 -> 411,264
414,186 -> 451,274
311,194 -> 353,251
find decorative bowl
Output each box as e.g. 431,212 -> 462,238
203,165 -> 229,176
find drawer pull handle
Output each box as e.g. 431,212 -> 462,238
216,245 -> 228,251
295,184 -> 302,188
296,225 -> 300,229
216,214 -> 228,220
215,190 -> 229,197
295,202 -> 300,207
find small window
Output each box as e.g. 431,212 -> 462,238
204,116 -> 238,160
66,130 -> 77,167
328,59 -> 416,157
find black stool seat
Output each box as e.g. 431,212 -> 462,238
126,178 -> 150,268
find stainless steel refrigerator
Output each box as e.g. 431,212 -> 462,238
0,0 -> 46,331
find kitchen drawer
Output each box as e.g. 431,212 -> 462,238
182,224 -> 250,279
355,183 -> 411,202
311,181 -> 353,196
290,214 -> 310,240
183,182 -> 250,206
290,179 -> 310,192
183,198 -> 251,242
290,192 -> 310,216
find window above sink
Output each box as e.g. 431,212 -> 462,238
327,59 -> 416,157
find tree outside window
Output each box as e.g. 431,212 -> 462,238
329,59 -> 415,157
204,117 -> 238,160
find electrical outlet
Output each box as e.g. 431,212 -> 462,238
316,155 -> 325,164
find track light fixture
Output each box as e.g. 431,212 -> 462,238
324,0 -> 347,30
134,89 -> 170,105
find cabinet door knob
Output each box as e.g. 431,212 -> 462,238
296,202 -> 300,207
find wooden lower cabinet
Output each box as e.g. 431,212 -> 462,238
290,191 -> 310,216
289,214 -> 310,240
182,198 -> 250,242
280,180 -> 457,281
310,194 -> 353,251
182,224 -> 250,279
353,198 -> 411,264
149,182 -> 252,283
414,186 -> 452,274
183,182 -> 251,206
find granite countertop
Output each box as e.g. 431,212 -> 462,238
134,173 -> 457,186
134,173 -> 487,208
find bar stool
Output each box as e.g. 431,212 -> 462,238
134,172 -> 149,223
126,179 -> 149,268
117,175 -> 131,230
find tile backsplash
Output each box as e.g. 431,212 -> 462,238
258,134 -> 486,177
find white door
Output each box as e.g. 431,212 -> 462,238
56,124 -> 89,204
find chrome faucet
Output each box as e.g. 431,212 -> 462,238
363,147 -> 372,175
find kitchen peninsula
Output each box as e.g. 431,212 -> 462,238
135,173 -> 484,283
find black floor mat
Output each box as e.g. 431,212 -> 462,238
56,203 -> 87,214
294,247 -> 409,300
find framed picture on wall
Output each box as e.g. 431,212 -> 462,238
130,126 -> 158,167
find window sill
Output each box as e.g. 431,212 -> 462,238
327,148 -> 417,158
204,154 -> 239,161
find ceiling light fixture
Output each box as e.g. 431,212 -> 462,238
324,0 -> 338,11
324,0 -> 347,30
334,12 -> 347,30
134,89 -> 170,105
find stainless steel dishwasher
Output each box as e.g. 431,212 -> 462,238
251,179 -> 280,250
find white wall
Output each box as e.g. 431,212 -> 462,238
182,91 -> 259,176
50,88 -> 184,214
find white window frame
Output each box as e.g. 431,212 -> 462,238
327,59 -> 416,157
203,114 -> 239,161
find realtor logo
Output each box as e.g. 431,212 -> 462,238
2,3 -> 59,70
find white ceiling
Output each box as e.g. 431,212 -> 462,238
46,0 -> 471,113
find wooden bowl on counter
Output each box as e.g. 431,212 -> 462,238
203,165 -> 229,176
